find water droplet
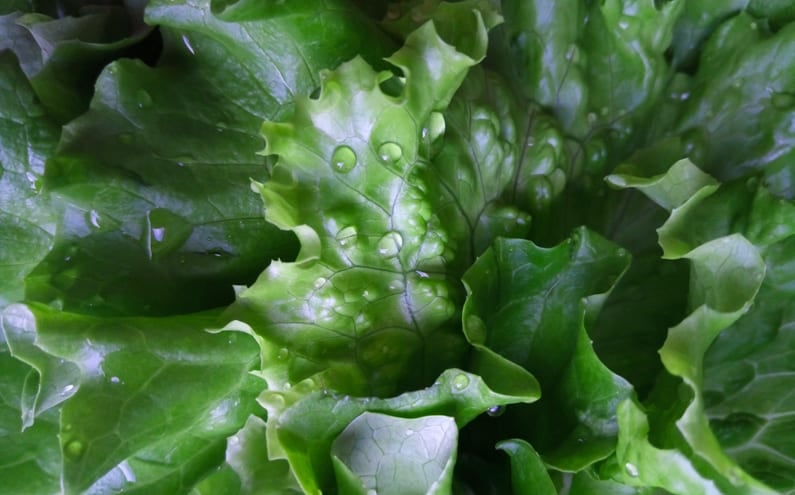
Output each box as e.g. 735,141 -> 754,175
25,171 -> 42,191
377,231 -> 403,258
182,35 -> 196,55
424,112 -> 446,142
415,270 -> 429,279
336,226 -> 357,248
313,277 -> 328,289
144,209 -> 193,260
277,348 -> 289,360
618,19 -> 630,30
62,384 -> 75,395
110,376 -> 121,384
378,142 -> 403,163
625,462 -> 639,477
527,176 -> 553,211
487,405 -> 505,417
135,89 -> 152,108
64,440 -> 85,460
330,145 -> 357,173
565,44 -> 579,62
452,374 -> 470,391
88,210 -> 102,229
405,429 -> 415,436
387,279 -> 405,293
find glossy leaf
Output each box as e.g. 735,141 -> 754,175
0,52 -> 56,308
231,5 -> 498,396
1,303 -> 262,494
332,413 -> 457,495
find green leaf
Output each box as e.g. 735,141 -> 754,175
701,236 -> 795,494
1,303 -> 262,494
496,439 -> 556,495
0,52 -> 56,309
426,66 -> 531,275
231,6 -> 496,396
491,0 -> 683,159
0,342 -> 60,495
190,415 -> 302,495
461,228 -> 632,469
0,7 -> 150,123
614,160 -> 788,494
331,413 -> 457,495
671,15 -> 795,197
264,369 -> 537,494
35,0 -> 396,316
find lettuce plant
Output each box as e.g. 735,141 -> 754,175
2,0 -> 795,493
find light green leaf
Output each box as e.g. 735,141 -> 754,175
231,6 -> 496,396
332,413 -> 457,495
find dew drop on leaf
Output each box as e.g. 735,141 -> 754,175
64,440 -> 85,461
336,226 -> 357,248
377,231 -> 403,258
313,277 -> 328,289
330,145 -> 357,173
387,278 -> 405,293
25,171 -> 42,191
378,142 -> 403,163
88,209 -> 102,229
277,348 -> 289,361
487,405 -> 505,417
452,374 -> 470,391
425,111 -> 446,141
144,209 -> 193,260
182,34 -> 196,55
135,89 -> 152,108
625,462 -> 639,477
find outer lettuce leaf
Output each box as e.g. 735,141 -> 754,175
0,5 -> 151,123
609,159 -> 788,494
34,0 -> 396,316
232,7 -> 498,396
461,228 -> 632,470
1,304 -> 262,494
0,337 -> 60,495
263,369 -> 537,494
0,52 -> 56,308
